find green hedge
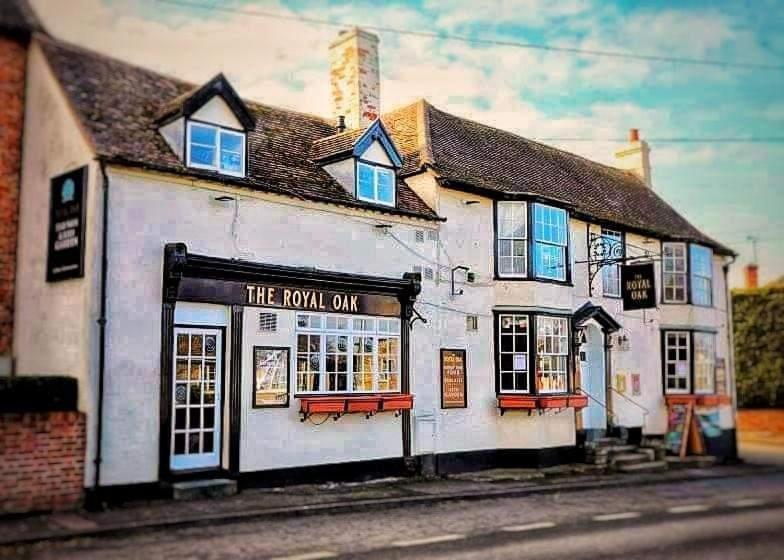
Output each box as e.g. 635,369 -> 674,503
732,287 -> 784,408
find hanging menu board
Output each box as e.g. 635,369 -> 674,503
441,349 -> 467,409
46,167 -> 87,282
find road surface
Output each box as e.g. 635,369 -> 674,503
8,471 -> 784,559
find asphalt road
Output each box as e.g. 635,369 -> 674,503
10,471 -> 784,560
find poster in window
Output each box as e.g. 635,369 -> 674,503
715,358 -> 727,395
46,166 -> 87,282
441,349 -> 467,409
620,262 -> 656,310
253,347 -> 290,407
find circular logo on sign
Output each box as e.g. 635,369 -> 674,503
61,178 -> 76,203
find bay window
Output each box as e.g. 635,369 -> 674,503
497,313 -> 570,395
662,330 -> 717,395
602,228 -> 623,297
186,121 -> 245,177
296,313 -> 400,394
690,245 -> 713,306
496,202 -> 527,277
534,204 -> 568,281
662,242 -> 687,303
357,162 -> 395,207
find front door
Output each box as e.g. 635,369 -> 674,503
580,325 -> 607,431
171,327 -> 223,471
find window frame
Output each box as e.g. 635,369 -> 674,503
533,203 -> 569,281
661,329 -> 718,396
662,330 -> 691,395
690,244 -> 714,307
294,312 -> 401,395
186,120 -> 247,178
601,228 -> 624,298
356,159 -> 396,208
661,241 -> 689,304
494,311 -> 572,396
535,315 -> 570,394
693,331 -> 717,395
495,201 -> 528,279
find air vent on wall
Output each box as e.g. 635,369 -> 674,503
415,230 -> 425,243
259,312 -> 278,332
466,315 -> 479,332
424,267 -> 434,281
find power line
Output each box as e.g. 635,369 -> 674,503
536,137 -> 784,143
158,0 -> 784,71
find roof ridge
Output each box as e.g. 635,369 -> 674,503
417,99 -> 436,168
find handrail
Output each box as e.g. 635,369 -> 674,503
575,386 -> 618,426
609,386 -> 649,429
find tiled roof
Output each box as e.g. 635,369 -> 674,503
0,0 -> 45,35
383,100 -> 733,255
38,36 -> 441,222
310,129 -> 365,161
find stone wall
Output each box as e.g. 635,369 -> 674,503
0,411 -> 86,514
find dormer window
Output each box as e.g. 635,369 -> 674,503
187,122 -> 245,177
357,161 -> 395,207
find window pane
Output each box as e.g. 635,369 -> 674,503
377,168 -> 394,204
498,203 -> 526,238
536,317 -> 569,394
190,144 -> 215,167
694,332 -> 716,394
498,314 -> 528,392
664,331 -> 690,394
358,163 -> 375,199
191,124 -> 216,146
535,243 -> 565,280
220,131 -> 242,153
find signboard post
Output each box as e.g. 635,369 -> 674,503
46,167 -> 87,282
440,349 -> 467,409
621,262 -> 656,311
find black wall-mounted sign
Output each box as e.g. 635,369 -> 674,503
177,277 -> 402,317
441,348 -> 467,409
621,262 -> 656,311
46,167 -> 87,282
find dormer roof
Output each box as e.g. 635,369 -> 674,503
0,0 -> 46,37
310,119 -> 403,167
156,73 -> 256,131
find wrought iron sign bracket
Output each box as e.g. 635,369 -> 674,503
575,233 -> 659,296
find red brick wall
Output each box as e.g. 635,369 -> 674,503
737,409 -> 784,434
0,35 -> 28,359
0,412 -> 86,514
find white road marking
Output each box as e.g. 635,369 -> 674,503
392,534 -> 465,547
593,512 -> 641,521
502,521 -> 557,532
728,498 -> 766,508
668,504 -> 711,514
270,552 -> 337,560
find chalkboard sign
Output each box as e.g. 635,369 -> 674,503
46,167 -> 87,282
665,402 -> 692,457
441,349 -> 467,409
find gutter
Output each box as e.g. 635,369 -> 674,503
93,159 -> 110,494
722,254 -> 738,457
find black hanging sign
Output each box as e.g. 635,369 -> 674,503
621,262 -> 656,310
46,167 -> 87,282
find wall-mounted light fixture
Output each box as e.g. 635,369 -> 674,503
451,265 -> 470,296
212,194 -> 235,203
463,200 -> 481,206
374,223 -> 393,234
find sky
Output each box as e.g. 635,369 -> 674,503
30,0 -> 784,287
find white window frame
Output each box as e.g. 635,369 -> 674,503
690,244 -> 713,307
498,314 -> 530,393
356,161 -> 396,207
295,313 -> 400,394
664,330 -> 691,394
662,242 -> 688,303
186,121 -> 246,178
496,202 -> 528,278
601,228 -> 623,297
536,316 -> 569,394
693,332 -> 716,395
533,204 -> 568,281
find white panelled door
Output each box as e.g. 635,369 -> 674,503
171,327 -> 223,471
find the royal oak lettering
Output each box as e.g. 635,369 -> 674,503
621,262 -> 656,311
245,284 -> 362,314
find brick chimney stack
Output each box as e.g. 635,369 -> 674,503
329,27 -> 380,131
744,264 -> 759,289
615,128 -> 652,188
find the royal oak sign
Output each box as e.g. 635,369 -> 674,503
621,262 -> 656,311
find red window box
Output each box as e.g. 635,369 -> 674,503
346,396 -> 382,413
498,395 -> 538,411
698,394 -> 732,407
380,394 -> 414,411
665,395 -> 699,406
567,395 -> 589,409
537,396 -> 569,409
298,394 -> 413,421
300,397 -> 346,415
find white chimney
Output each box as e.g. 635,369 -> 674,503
329,27 -> 380,131
615,128 -> 652,187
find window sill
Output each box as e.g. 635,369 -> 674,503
497,394 -> 586,415
493,276 -> 573,287
665,394 -> 731,407
298,394 -> 413,421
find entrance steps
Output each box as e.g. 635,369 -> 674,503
584,436 -> 669,473
172,478 -> 237,501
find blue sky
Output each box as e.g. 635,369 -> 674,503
34,0 -> 784,286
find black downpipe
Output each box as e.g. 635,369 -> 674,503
93,160 -> 110,497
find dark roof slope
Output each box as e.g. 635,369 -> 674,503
0,0 -> 45,35
383,100 -> 733,255
310,128 -> 365,161
38,36 -> 440,222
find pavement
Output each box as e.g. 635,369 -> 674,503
0,462 -> 780,550
4,465 -> 784,559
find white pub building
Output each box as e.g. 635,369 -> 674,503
12,25 -> 737,499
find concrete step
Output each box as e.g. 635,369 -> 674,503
665,455 -> 717,469
172,478 -> 237,501
611,452 -> 652,466
617,460 -> 668,474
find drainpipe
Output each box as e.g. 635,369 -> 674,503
723,255 -> 738,460
93,159 -> 110,495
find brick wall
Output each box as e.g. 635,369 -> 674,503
0,35 -> 27,365
0,412 -> 86,514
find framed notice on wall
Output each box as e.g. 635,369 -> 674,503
46,166 -> 87,282
441,348 -> 467,409
253,346 -> 290,407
